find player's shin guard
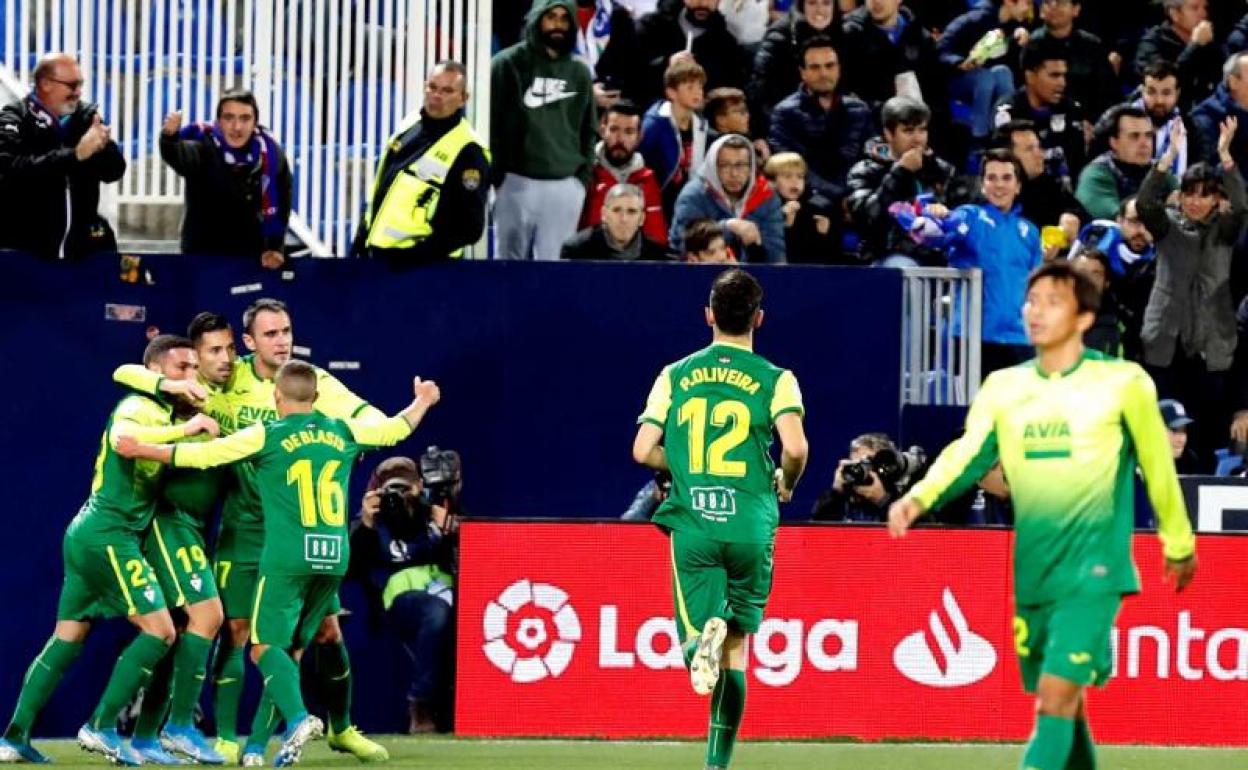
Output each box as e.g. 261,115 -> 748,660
90,633 -> 171,730
132,652 -> 174,739
245,691 -> 282,753
1065,719 -> 1097,770
3,637 -> 83,743
255,649 -> 308,724
1020,715 -> 1075,770
705,669 -> 746,769
213,642 -> 246,741
313,642 -> 352,734
168,633 -> 213,727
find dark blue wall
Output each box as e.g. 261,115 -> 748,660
0,254 -> 903,736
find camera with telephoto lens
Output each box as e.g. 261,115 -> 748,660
377,478 -> 429,534
843,446 -> 927,490
419,445 -> 462,507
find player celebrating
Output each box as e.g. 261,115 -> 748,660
632,268 -> 808,770
0,336 -> 215,766
116,362 -> 440,767
889,262 -> 1198,770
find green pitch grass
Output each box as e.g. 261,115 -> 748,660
26,737 -> 1248,769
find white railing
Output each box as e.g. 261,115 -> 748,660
900,267 -> 982,406
1,0 -> 492,256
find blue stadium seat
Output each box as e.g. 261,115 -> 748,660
1214,447 -> 1243,477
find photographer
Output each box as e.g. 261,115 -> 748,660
349,452 -> 461,734
812,433 -> 924,522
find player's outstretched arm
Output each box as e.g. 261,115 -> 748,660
116,423 -> 265,469
113,363 -> 207,405
632,423 -> 668,471
774,412 -> 808,502
347,377 -> 441,448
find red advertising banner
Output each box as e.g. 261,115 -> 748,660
455,523 -> 1248,746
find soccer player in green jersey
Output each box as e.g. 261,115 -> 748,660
632,269 -> 809,770
888,262 -> 1198,770
0,336 -> 219,766
116,361 -> 440,767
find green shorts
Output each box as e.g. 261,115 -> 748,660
214,558 -> 259,620
249,573 -> 342,650
669,529 -> 773,643
143,517 -> 218,608
1014,594 -> 1121,692
58,527 -> 167,621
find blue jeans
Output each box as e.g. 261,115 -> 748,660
949,64 -> 1014,138
387,589 -> 453,702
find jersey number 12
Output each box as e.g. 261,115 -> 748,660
678,397 -> 749,477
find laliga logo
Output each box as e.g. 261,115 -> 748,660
483,579 -> 582,683
893,588 -> 996,688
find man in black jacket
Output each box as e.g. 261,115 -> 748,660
160,89 -> 293,268
993,119 -> 1085,236
0,53 -> 124,260
1134,0 -> 1221,109
1030,0 -> 1120,118
352,61 -> 490,263
839,0 -> 942,115
993,37 -> 1089,182
561,183 -> 670,261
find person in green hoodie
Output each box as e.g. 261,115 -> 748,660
491,0 -> 597,260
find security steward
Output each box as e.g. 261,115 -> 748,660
352,60 -> 490,262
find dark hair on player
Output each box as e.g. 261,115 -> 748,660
684,219 -> 726,255
216,87 -> 260,121
980,147 -> 1026,184
142,335 -> 195,366
1020,37 -> 1066,73
187,311 -> 232,343
1027,261 -> 1101,315
242,298 -> 289,334
275,360 -> 318,402
709,268 -> 763,336
1143,59 -> 1180,85
881,96 -> 930,133
798,35 -> 838,69
603,99 -> 642,122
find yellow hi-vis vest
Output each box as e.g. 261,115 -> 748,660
363,116 -> 489,256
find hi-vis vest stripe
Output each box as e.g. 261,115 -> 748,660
364,116 -> 489,255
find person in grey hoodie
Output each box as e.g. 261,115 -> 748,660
491,0 -> 597,260
1139,116 -> 1247,470
669,133 -> 786,263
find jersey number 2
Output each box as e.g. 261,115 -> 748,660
678,398 -> 749,477
287,459 -> 346,527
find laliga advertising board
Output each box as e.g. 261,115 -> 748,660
455,523 -> 1248,745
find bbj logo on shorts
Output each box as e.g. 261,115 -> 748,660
893,588 -> 997,687
483,579 -> 582,683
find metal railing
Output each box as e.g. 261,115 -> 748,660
900,267 -> 982,406
1,0 -> 492,256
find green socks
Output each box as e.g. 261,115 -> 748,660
90,633 -> 171,730
255,648 -> 307,725
1066,719 -> 1097,770
3,637 -> 83,743
705,669 -> 746,769
244,691 -> 282,753
213,642 -> 246,741
132,653 -> 174,740
313,642 -> 353,734
1021,715 -> 1075,770
167,632 -> 213,727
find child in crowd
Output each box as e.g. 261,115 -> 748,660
762,152 -> 840,264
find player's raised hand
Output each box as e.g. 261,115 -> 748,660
887,497 -> 924,538
1163,554 -> 1197,593
414,376 -> 441,406
113,433 -> 140,458
182,413 -> 220,438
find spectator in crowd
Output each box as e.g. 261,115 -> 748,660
763,152 -> 839,264
1070,248 -> 1122,356
1077,105 -> 1163,221
670,133 -> 786,262
720,0 -> 771,48
1228,8 -> 1248,59
994,119 -> 1084,234
811,433 -> 902,523
682,218 -> 736,263
1192,52 -> 1248,172
348,457 -> 458,734
350,63 -> 488,264
620,0 -> 750,111
491,0 -> 596,261
562,182 -> 671,260
921,148 -> 1042,375
994,37 -> 1089,182
1131,59 -> 1200,176
581,100 -> 667,246
1030,0 -> 1120,119
749,0 -> 841,137
769,36 -> 873,216
0,52 -> 124,260
937,0 -> 1031,147
839,0 -> 938,114
1070,196 -> 1157,358
1134,0 -> 1221,110
704,87 -> 770,163
847,96 -> 962,267
1159,398 -> 1202,474
639,59 -> 712,221
1139,118 -> 1246,471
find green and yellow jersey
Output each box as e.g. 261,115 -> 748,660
170,411 -> 414,576
156,427 -> 230,530
639,341 -> 804,545
907,350 -> 1196,605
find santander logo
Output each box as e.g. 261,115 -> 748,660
482,579 -> 582,683
893,588 -> 997,688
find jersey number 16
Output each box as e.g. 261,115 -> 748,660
287,458 -> 347,527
